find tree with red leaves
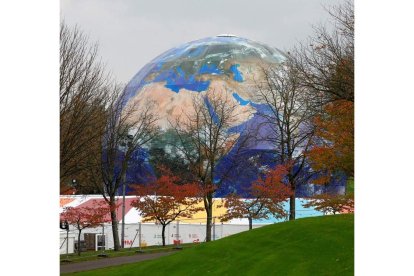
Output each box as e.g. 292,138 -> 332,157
307,100 -> 354,184
131,169 -> 203,246
220,165 -> 293,230
60,203 -> 110,255
302,193 -> 354,215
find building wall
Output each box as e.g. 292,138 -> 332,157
70,222 -> 269,250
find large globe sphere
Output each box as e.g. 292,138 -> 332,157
123,35 -> 345,196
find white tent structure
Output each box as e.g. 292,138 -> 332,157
59,195 -> 322,253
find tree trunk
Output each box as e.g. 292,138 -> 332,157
110,197 -> 121,251
77,229 -> 82,256
205,194 -> 213,242
289,194 -> 296,220
248,217 -> 253,230
161,224 -> 166,246
289,175 -> 296,220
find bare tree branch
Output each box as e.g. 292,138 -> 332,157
169,89 -> 254,241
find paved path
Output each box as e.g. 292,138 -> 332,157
60,251 -> 176,274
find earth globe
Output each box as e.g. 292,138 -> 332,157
122,35 -> 345,196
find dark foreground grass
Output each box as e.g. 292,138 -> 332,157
64,214 -> 354,276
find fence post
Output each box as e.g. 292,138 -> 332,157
132,222 -> 143,253
66,226 -> 69,259
174,220 -> 181,249
98,223 -> 108,257
138,222 -> 142,252
102,223 -> 105,253
213,217 -> 216,241
176,220 -> 179,242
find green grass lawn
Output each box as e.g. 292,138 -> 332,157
64,214 -> 354,275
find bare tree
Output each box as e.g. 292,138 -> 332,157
60,22 -> 112,192
255,62 -> 316,220
86,89 -> 159,251
286,1 -> 354,190
60,21 -> 160,250
171,90 -> 253,241
253,1 -> 354,219
290,0 -> 354,103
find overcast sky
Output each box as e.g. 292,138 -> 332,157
61,0 -> 344,84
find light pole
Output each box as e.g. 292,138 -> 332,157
121,134 -> 133,249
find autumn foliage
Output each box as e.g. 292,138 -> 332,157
131,168 -> 203,246
303,193 -> 354,215
308,100 -> 354,183
221,165 -> 293,230
60,202 -> 110,255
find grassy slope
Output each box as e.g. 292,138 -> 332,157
66,214 -> 354,276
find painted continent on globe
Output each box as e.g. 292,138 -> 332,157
123,35 -> 285,132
